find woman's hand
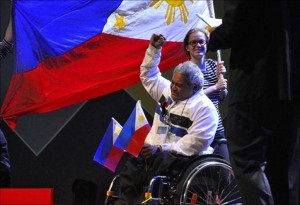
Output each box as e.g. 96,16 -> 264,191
216,61 -> 226,77
215,78 -> 227,91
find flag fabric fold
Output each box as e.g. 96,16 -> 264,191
93,117 -> 124,172
114,101 -> 151,157
1,0 -> 210,128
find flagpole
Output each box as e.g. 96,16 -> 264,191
206,0 -> 227,100
206,0 -> 222,65
206,0 -> 224,78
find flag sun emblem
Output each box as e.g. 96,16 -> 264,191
150,0 -> 194,25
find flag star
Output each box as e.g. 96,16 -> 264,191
114,14 -> 126,30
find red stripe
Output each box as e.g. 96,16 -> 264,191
1,33 -> 187,128
104,146 -> 124,172
126,124 -> 151,157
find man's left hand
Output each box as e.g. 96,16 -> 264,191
140,145 -> 160,160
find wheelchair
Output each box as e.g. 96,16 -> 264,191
105,141 -> 242,205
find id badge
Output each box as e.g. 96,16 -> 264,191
153,125 -> 169,145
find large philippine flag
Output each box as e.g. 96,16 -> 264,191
93,117 -> 123,172
1,0 -> 210,128
114,100 -> 151,157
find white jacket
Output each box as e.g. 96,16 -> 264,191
140,45 -> 218,156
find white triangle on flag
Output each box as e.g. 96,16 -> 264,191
135,100 -> 150,130
112,117 -> 123,143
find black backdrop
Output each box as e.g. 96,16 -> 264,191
2,91 -> 148,203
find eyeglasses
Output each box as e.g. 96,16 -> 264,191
188,39 -> 207,46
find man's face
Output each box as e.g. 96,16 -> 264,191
170,72 -> 194,102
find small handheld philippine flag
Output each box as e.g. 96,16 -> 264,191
114,100 -> 151,157
93,117 -> 124,172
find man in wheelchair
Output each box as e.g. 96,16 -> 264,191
114,34 -> 218,205
114,34 -> 219,205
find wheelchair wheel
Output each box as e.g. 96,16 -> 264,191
175,156 -> 242,205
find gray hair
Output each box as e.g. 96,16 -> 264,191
173,61 -> 203,91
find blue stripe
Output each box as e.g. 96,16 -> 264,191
169,126 -> 187,137
93,120 -> 114,165
14,0 -> 122,73
114,108 -> 136,150
155,104 -> 164,122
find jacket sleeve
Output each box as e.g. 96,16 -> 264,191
140,44 -> 171,102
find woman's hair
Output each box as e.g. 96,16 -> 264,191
173,61 -> 203,91
183,28 -> 210,56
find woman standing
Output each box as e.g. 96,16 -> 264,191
183,28 -> 229,161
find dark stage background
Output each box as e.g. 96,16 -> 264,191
0,1 -> 228,204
